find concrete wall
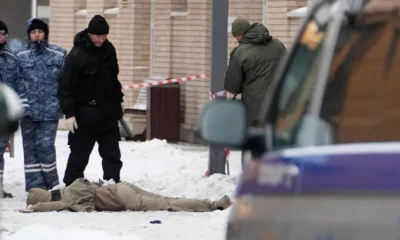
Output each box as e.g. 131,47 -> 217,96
0,0 -> 32,49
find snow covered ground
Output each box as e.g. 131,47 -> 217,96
0,130 -> 242,240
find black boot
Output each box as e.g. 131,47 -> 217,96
1,190 -> 13,198
212,195 -> 232,210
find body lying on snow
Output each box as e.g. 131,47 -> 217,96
26,178 -> 233,212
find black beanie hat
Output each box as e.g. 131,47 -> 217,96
88,15 -> 109,35
0,21 -> 8,34
28,19 -> 49,39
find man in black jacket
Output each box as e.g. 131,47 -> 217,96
58,15 -> 124,186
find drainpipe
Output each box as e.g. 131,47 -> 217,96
149,0 -> 156,77
262,0 -> 267,25
31,0 -> 37,18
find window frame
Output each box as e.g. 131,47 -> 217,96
262,1 -> 345,151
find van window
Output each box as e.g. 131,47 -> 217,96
273,11 -> 399,148
273,19 -> 328,148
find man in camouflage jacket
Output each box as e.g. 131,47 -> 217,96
16,18 -> 66,192
26,178 -> 232,212
0,20 -> 31,198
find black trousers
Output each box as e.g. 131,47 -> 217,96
63,124 -> 123,186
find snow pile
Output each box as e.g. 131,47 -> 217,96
120,138 -> 239,200
102,179 -> 116,186
51,183 -> 66,191
129,139 -> 179,158
3,134 -> 240,200
3,224 -> 144,240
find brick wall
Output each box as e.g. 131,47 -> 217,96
265,0 -> 307,46
119,0 -> 150,134
152,0 -> 212,141
49,0 -> 307,142
49,0 -> 75,50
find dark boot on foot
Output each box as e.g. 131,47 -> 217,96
213,195 -> 232,210
1,190 -> 13,198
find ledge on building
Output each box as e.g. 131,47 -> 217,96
104,7 -> 119,15
287,6 -> 307,18
75,9 -> 88,16
170,10 -> 188,17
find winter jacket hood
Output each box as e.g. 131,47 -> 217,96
240,23 -> 272,45
25,18 -> 49,41
73,29 -> 112,51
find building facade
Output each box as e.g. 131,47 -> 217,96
49,0 -> 309,143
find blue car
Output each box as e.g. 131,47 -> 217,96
199,0 -> 400,239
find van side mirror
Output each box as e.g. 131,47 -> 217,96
199,100 -> 247,148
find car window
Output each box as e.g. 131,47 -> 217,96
273,10 -> 398,149
273,19 -> 328,149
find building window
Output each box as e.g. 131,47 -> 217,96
36,0 -> 50,23
172,0 -> 188,12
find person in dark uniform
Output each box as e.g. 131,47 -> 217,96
0,20 -> 32,197
57,15 -> 124,186
17,18 -> 66,192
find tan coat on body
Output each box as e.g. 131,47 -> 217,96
28,178 -> 230,212
116,182 -> 217,212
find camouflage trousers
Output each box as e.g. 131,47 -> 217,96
21,118 -> 60,192
0,137 -> 9,184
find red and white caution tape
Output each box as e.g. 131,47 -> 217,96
225,148 -> 231,175
121,74 -> 210,90
5,142 -> 11,152
209,90 -> 215,99
202,148 -> 231,178
209,90 -> 228,99
120,66 -> 149,70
